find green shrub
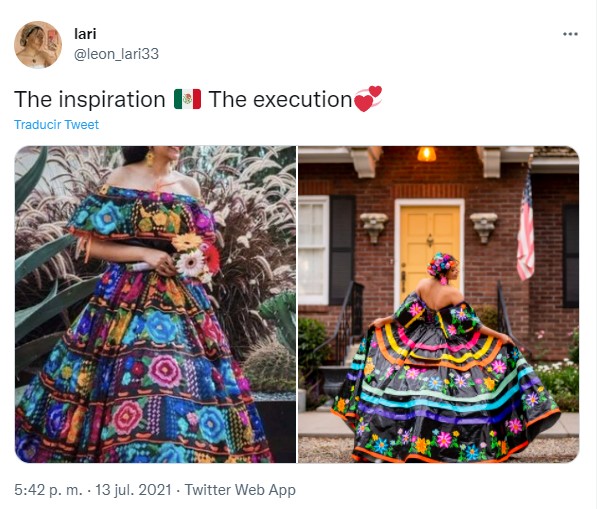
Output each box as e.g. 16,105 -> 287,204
476,305 -> 498,330
568,326 -> 579,364
535,361 -> 579,412
298,317 -> 330,407
298,317 -> 329,379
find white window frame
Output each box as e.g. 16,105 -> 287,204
298,195 -> 330,305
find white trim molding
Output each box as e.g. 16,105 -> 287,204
297,195 -> 330,305
394,199 -> 465,310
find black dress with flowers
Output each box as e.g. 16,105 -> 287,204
15,186 -> 273,463
331,291 -> 560,463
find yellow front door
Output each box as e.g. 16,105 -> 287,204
399,206 -> 460,301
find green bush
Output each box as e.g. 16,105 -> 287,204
298,317 -> 329,380
535,362 -> 579,412
476,304 -> 498,330
568,326 -> 579,364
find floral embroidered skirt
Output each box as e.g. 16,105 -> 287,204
15,263 -> 273,463
331,323 -> 561,463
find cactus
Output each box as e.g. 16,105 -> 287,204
258,291 -> 296,355
242,338 -> 296,393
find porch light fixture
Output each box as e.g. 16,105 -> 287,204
470,213 -> 498,244
417,147 -> 437,162
360,213 -> 389,244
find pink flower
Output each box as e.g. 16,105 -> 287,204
437,431 -> 452,448
492,359 -> 507,374
409,302 -> 423,317
149,355 -> 182,388
507,418 -> 523,434
406,368 -> 421,379
447,325 -> 457,335
112,401 -> 143,435
186,412 -> 198,426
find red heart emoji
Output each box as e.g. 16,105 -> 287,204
369,86 -> 382,97
355,94 -> 373,112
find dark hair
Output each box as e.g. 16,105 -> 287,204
121,146 -> 149,165
427,252 -> 458,280
20,25 -> 43,47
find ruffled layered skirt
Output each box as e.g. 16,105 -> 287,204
16,263 -> 273,463
332,322 -> 560,462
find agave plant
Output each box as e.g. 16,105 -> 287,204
259,292 -> 296,355
15,147 -> 111,308
15,148 -> 100,376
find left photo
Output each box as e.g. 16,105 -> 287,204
15,146 -> 296,463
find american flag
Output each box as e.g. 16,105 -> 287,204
517,169 -> 535,280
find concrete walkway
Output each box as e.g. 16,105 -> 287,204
299,406 -> 579,439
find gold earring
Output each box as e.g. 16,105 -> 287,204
145,150 -> 154,167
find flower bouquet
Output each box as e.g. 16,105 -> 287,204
171,233 -> 220,286
127,233 -> 220,286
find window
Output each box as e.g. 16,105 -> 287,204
298,196 -> 356,306
298,196 -> 329,304
563,204 -> 579,307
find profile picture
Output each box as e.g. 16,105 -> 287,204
14,21 -> 61,69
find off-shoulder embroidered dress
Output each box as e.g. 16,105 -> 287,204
15,186 -> 273,463
331,291 -> 560,463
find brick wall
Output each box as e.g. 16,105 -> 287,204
298,147 -> 578,360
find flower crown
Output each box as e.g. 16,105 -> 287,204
427,252 -> 457,279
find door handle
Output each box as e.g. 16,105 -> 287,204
401,270 -> 406,293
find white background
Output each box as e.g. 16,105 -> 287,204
2,1 -> 595,507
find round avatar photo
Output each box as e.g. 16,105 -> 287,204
14,21 -> 61,69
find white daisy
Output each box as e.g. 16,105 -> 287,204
176,250 -> 205,278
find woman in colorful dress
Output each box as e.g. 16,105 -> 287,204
15,146 -> 273,463
332,252 -> 560,463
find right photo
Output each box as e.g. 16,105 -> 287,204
297,146 -> 579,463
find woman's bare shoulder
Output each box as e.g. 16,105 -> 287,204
177,173 -> 202,198
448,287 -> 465,305
416,278 -> 432,290
105,165 -> 134,186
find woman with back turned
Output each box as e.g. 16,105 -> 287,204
332,252 -> 560,462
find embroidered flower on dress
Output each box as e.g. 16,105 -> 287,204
507,418 -> 523,434
157,443 -> 185,463
198,407 -> 226,443
373,438 -> 389,454
406,368 -> 420,380
465,444 -> 480,461
428,377 -> 443,390
437,431 -> 452,448
447,324 -> 457,336
492,359 -> 507,374
525,392 -> 539,407
172,233 -> 203,252
149,355 -> 182,388
146,311 -> 177,344
408,302 -> 423,316
91,201 -> 121,235
112,401 -> 143,435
